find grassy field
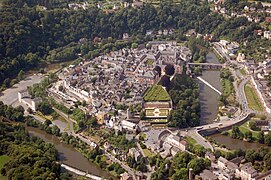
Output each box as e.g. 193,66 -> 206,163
185,137 -> 197,145
244,84 -> 264,111
0,155 -> 10,171
143,85 -> 170,102
143,149 -> 153,157
146,59 -> 154,65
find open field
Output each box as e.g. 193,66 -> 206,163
143,85 -> 170,102
142,149 -> 154,157
244,84 -> 264,111
185,137 -> 197,145
0,155 -> 10,169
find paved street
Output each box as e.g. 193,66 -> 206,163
104,152 -> 137,179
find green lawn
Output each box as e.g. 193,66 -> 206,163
145,109 -> 154,116
142,149 -> 153,157
239,126 -> 259,139
146,59 -> 154,65
244,84 -> 264,111
185,137 -> 197,145
143,85 -> 171,102
0,155 -> 10,169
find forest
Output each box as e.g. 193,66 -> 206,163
0,121 -> 69,179
0,0 -> 260,87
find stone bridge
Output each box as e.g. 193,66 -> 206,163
187,63 -> 224,70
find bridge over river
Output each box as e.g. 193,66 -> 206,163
187,62 -> 224,70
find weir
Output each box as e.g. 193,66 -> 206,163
60,164 -> 104,180
197,77 -> 222,95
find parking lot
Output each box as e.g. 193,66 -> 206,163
0,74 -> 43,105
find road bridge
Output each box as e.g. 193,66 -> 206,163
187,62 -> 224,70
197,77 -> 222,95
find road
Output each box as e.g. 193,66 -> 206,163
104,152 -> 137,180
185,44 -> 258,151
136,142 -> 154,180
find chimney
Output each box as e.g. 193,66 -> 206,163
189,168 -> 193,180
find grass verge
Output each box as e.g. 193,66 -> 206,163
244,84 -> 263,111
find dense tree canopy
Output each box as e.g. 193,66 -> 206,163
1,0 -> 258,86
0,122 -> 65,179
168,72 -> 200,128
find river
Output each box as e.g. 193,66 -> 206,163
26,126 -> 112,179
199,52 -> 222,125
209,133 -> 271,150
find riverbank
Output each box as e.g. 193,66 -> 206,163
1,117 -> 115,180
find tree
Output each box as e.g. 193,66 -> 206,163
38,102 -> 53,115
27,108 -> 33,114
231,126 -> 242,139
192,144 -> 206,157
159,75 -> 170,87
172,168 -> 188,180
244,131 -> 252,142
140,111 -> 145,120
154,66 -> 162,76
3,78 -> 11,88
82,100 -> 87,107
17,70 -> 25,81
264,153 -> 271,170
188,158 -> 210,175
131,43 -> 138,49
258,131 -> 265,144
265,132 -> 271,146
58,85 -> 64,92
245,149 -> 256,163
249,121 -> 259,131
165,64 -> 175,76
44,119 -> 51,126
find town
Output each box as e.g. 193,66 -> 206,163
0,0 -> 271,179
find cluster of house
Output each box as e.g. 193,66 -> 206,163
216,37 -> 271,114
199,154 -> 271,180
97,0 -> 143,11
68,0 -> 144,11
50,41 -> 191,121
104,114 -> 139,133
239,55 -> 271,114
217,40 -> 240,56
251,120 -> 271,134
211,0 -> 271,24
68,2 -> 90,10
